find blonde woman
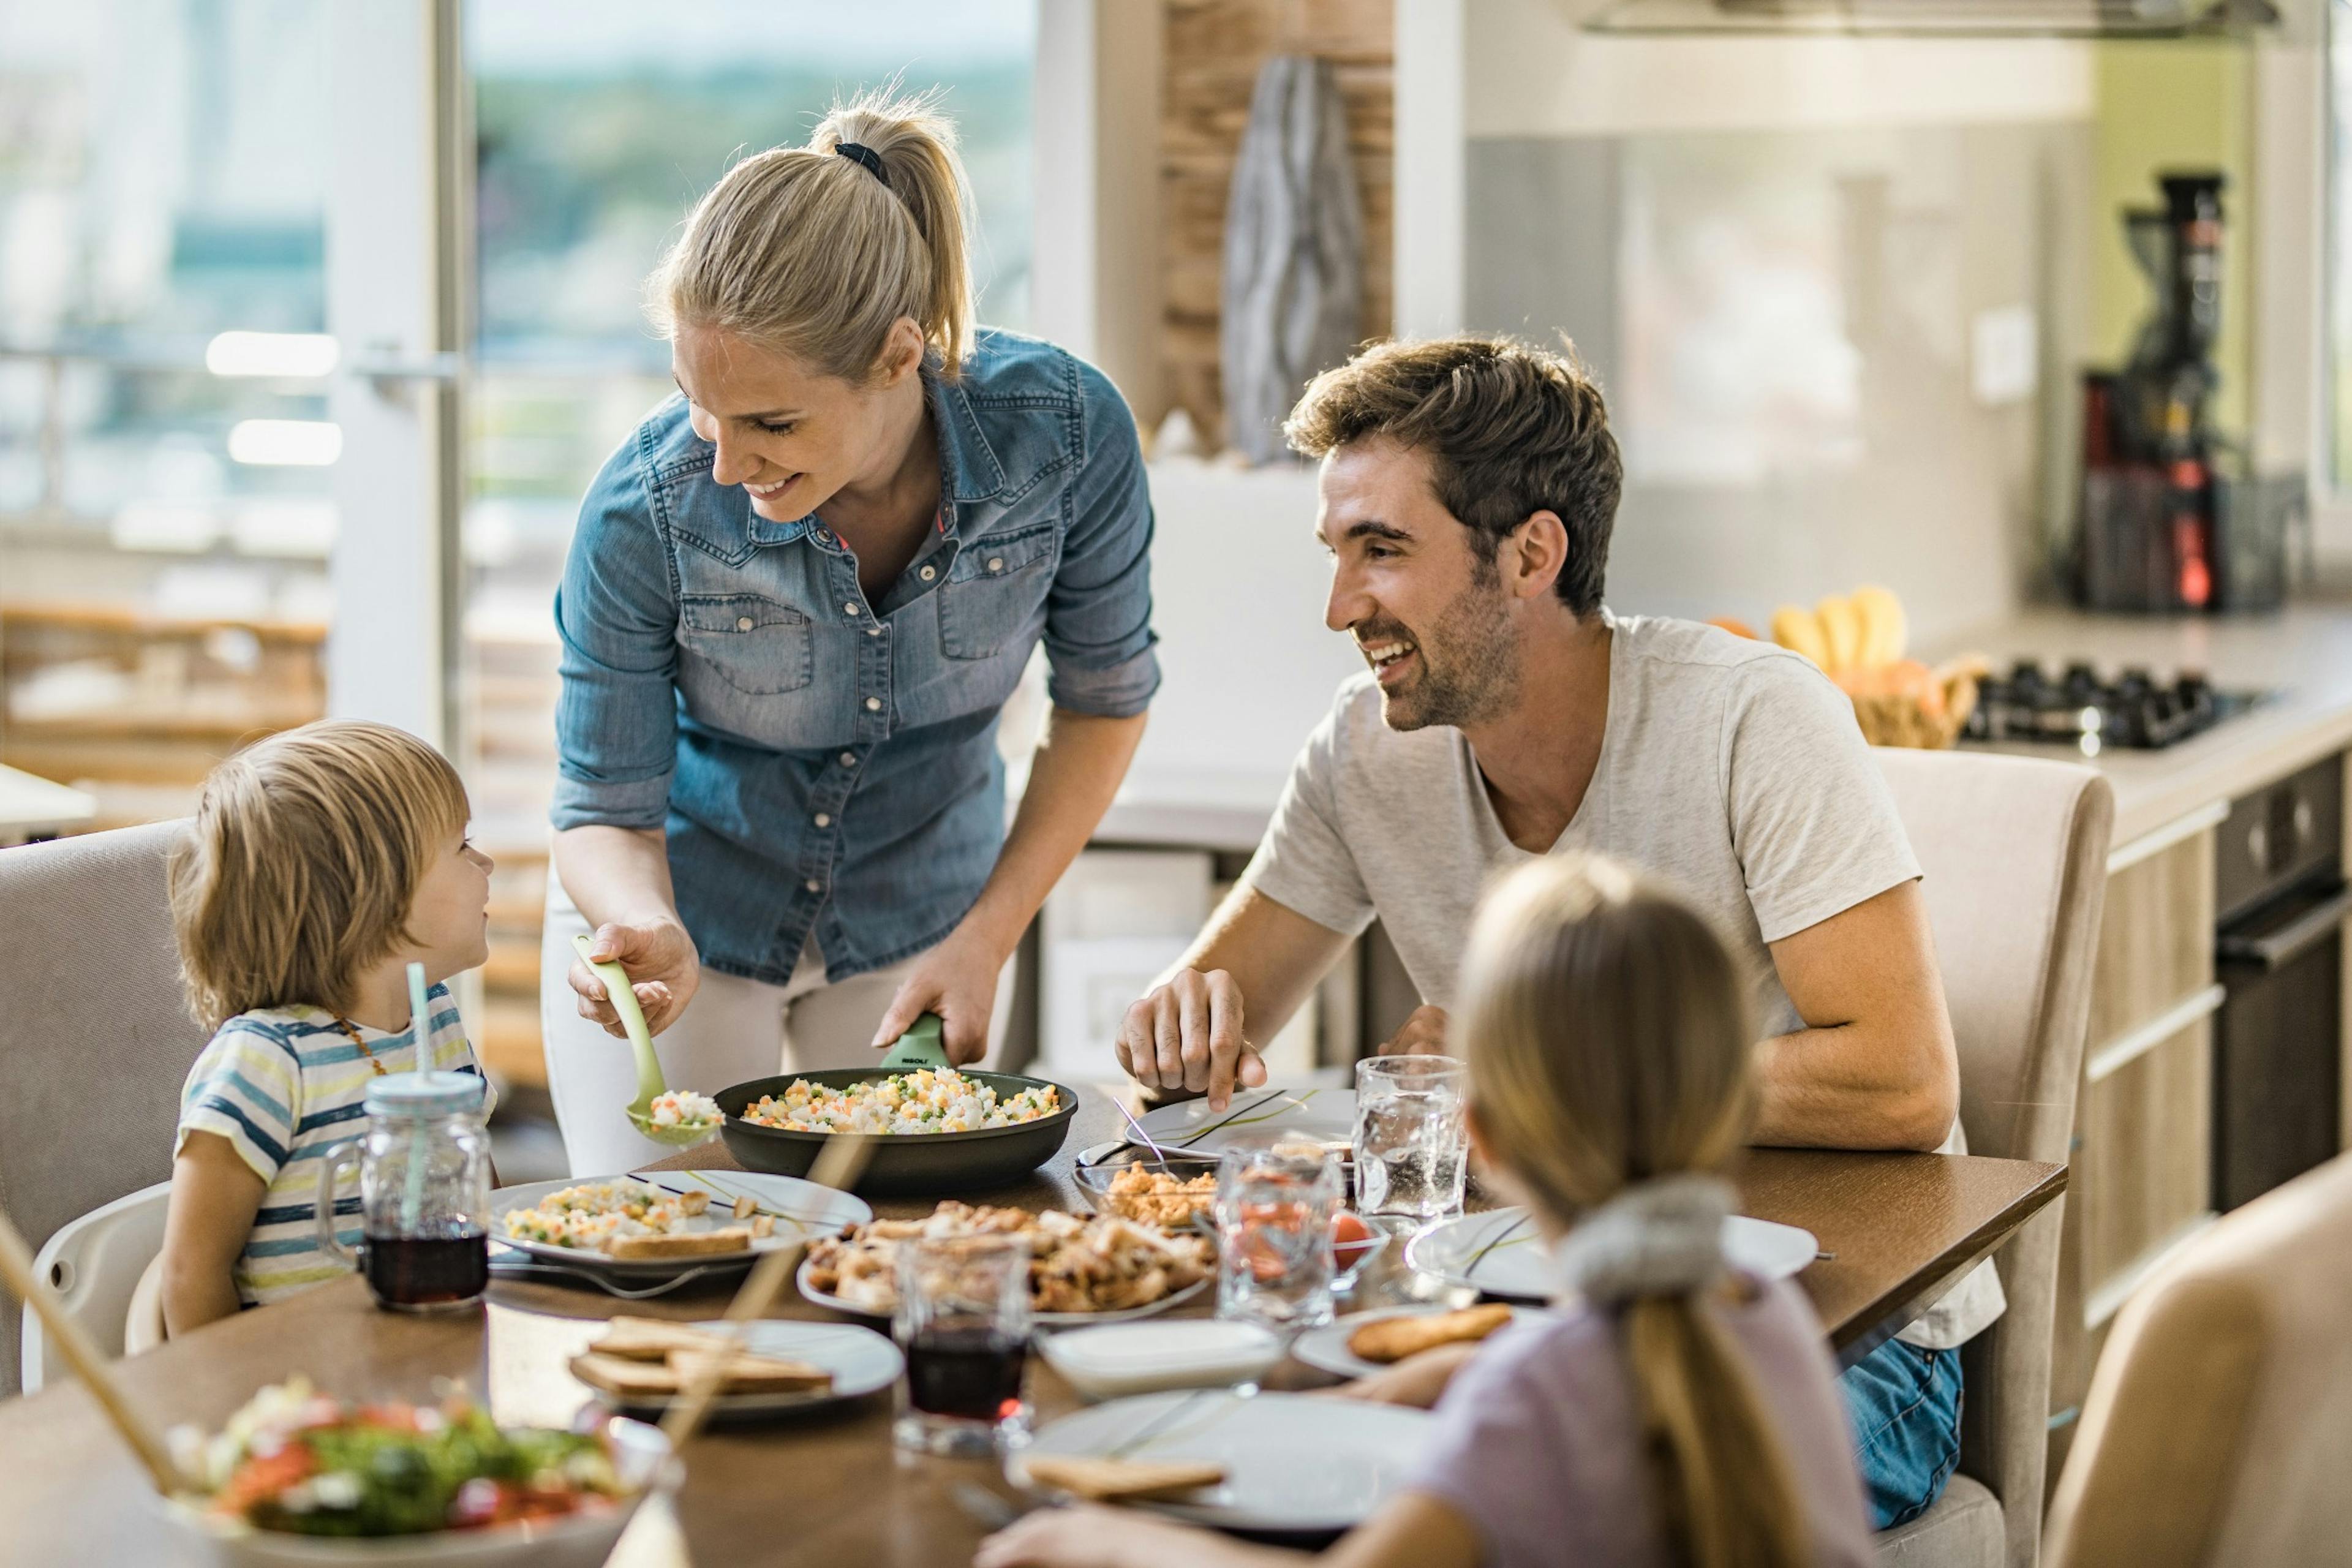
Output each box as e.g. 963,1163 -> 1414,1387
979,854 -> 1873,1568
544,91 -> 1156,1174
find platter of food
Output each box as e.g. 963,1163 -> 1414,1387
1131,1087 -> 1355,1158
1405,1207 -> 1820,1300
1289,1303 -> 1548,1381
796,1201 -> 1213,1327
1008,1390 -> 1434,1532
491,1172 -> 871,1280
158,1378 -> 674,1568
1071,1163 -> 1218,1229
715,1066 -> 1081,1195
568,1316 -> 903,1422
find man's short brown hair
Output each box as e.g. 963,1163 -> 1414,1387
1283,335 -> 1622,616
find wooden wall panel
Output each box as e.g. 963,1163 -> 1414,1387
1159,0 -> 1394,447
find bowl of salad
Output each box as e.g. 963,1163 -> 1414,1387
158,1378 -> 676,1567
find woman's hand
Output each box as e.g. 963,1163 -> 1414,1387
976,1505 -> 1255,1568
569,918 -> 701,1038
871,922 -> 1006,1065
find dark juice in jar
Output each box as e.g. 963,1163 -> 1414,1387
905,1328 -> 1027,1420
363,1229 -> 489,1308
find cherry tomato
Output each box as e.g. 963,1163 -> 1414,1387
1331,1210 -> 1374,1268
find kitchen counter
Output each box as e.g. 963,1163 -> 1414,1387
1080,601 -> 2352,858
1928,601 -> 2352,848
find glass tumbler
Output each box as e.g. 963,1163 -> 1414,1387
1214,1134 -> 1342,1334
894,1233 -> 1032,1457
313,1071 -> 492,1313
1353,1054 -> 1470,1232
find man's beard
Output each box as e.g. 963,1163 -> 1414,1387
1372,571 -> 1520,732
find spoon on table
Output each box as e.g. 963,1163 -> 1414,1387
571,932 -> 719,1148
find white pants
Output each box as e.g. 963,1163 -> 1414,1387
539,871 -> 1017,1177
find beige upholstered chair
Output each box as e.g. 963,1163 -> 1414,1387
2043,1151 -> 2352,1567
1870,750 -> 2114,1568
0,821 -> 208,1395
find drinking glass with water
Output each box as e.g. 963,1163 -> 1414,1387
1354,1054 -> 1469,1231
894,1233 -> 1031,1457
1213,1134 -> 1342,1334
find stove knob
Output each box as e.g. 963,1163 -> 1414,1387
2062,662 -> 2101,700
2008,659 -> 2048,691
2177,669 -> 2211,697
2118,666 -> 2155,693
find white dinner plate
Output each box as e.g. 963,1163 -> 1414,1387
575,1318 -> 903,1421
1009,1390 -> 1434,1532
491,1171 -> 871,1279
1405,1207 -> 1819,1299
1290,1303 -> 1553,1382
795,1254 -> 1212,1329
1133,1087 -> 1357,1156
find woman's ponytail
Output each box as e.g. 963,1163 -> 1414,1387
649,86 -> 978,382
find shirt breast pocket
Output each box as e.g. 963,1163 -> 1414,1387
937,524 -> 1058,662
675,594 -> 813,695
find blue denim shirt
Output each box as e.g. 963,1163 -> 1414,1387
552,329 -> 1159,984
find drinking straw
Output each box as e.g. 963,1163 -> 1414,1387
0,1201 -> 189,1494
399,962 -> 433,1232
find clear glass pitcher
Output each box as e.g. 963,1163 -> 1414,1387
314,1070 -> 492,1312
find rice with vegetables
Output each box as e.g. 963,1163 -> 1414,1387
741,1068 -> 1058,1135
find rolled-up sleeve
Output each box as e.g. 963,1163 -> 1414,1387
551,438 -> 682,831
1041,361 -> 1159,718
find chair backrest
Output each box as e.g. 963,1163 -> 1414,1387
0,821 -> 207,1395
2043,1151 -> 2352,1567
20,1180 -> 172,1393
1874,748 -> 2114,1568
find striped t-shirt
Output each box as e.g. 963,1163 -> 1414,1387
175,984 -> 495,1306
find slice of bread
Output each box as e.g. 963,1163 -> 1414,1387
667,1349 -> 834,1395
601,1226 -> 752,1259
590,1316 -> 734,1362
1023,1455 -> 1227,1503
569,1352 -> 683,1396
1345,1303 -> 1514,1365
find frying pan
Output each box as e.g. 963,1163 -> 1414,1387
714,1034 -> 1080,1197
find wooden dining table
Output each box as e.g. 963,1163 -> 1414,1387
0,1088 -> 2063,1565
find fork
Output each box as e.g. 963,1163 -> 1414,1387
487,1257 -> 739,1299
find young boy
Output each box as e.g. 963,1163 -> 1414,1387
159,720 -> 496,1333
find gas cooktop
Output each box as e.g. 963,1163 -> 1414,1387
1962,660 -> 2266,754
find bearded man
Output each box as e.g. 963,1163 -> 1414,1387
1117,336 -> 1994,1530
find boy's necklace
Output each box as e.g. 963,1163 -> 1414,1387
330,1015 -> 394,1076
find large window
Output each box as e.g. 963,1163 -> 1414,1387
459,0 -> 1038,1077
0,0 -> 335,827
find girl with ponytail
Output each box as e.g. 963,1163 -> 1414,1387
979,854 -> 1872,1568
545,90 -> 1161,1174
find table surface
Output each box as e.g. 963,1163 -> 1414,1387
0,1089 -> 2064,1565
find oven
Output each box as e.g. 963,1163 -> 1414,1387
2212,752 -> 2348,1212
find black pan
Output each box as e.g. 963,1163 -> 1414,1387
714,1068 -> 1081,1197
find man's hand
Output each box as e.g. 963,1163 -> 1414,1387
1376,1005 -> 1450,1057
569,918 -> 701,1037
870,924 -> 1006,1066
1117,968 -> 1268,1111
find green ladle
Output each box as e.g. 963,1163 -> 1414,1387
572,932 -> 717,1148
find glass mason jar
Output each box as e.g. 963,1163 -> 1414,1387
314,1070 -> 493,1313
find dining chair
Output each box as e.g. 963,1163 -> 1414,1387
2041,1150 -> 2352,1567
0,821 -> 208,1396
19,1182 -> 171,1393
1869,749 -> 2114,1568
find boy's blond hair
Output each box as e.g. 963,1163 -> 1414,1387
169,720 -> 469,1031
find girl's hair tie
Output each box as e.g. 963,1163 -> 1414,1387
834,141 -> 889,186
1553,1174 -> 1735,1305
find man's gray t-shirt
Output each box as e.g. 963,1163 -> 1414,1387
1238,609 -> 2000,1349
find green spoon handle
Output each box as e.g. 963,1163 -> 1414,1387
572,932 -> 666,1106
